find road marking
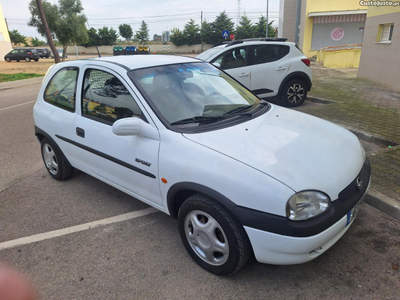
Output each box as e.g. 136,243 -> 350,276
0,100 -> 35,112
0,207 -> 159,251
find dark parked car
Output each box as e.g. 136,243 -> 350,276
4,48 -> 40,62
36,48 -> 52,58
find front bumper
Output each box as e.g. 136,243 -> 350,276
245,213 -> 353,265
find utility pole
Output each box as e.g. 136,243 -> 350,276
35,0 -> 60,63
266,0 -> 269,38
87,21 -> 101,57
201,11 -> 203,52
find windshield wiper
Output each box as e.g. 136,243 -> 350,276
170,115 -> 223,125
223,104 -> 254,116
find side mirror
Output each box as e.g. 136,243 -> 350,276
212,62 -> 221,68
112,117 -> 159,140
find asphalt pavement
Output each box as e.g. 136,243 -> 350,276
0,81 -> 399,299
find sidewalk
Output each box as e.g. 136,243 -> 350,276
298,63 -> 400,219
0,77 -> 43,91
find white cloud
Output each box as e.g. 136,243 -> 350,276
2,0 -> 280,40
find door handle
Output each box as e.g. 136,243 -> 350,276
276,66 -> 286,71
76,127 -> 85,138
239,72 -> 250,77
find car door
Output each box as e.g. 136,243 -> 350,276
211,46 -> 251,88
250,44 -> 291,98
8,49 -> 18,60
18,49 -> 26,60
72,65 -> 162,207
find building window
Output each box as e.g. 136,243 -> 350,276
380,24 -> 394,42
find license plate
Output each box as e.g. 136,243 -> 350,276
346,198 -> 363,226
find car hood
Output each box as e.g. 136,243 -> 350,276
183,105 -> 364,201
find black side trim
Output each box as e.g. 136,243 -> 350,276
55,134 -> 156,179
232,159 -> 371,237
278,71 -> 312,95
167,182 -> 237,219
252,88 -> 274,95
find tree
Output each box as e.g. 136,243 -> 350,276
170,28 -> 185,46
209,11 -> 235,44
98,27 -> 118,45
201,21 -> 213,44
118,24 -> 133,41
28,0 -> 88,61
254,16 -> 275,38
136,20 -> 149,44
235,16 -> 254,40
83,27 -> 101,47
9,30 -> 27,46
153,34 -> 161,41
31,37 -> 45,46
183,19 -> 201,46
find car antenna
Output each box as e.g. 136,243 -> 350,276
87,21 -> 101,58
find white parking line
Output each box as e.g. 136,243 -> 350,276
0,207 -> 159,251
0,100 -> 35,112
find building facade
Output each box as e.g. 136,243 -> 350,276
358,6 -> 400,90
0,3 -> 12,61
279,0 -> 367,57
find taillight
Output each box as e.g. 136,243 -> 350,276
301,58 -> 311,67
27,52 -> 32,55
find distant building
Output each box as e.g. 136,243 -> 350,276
279,0 -> 366,58
0,3 -> 12,61
358,6 -> 400,90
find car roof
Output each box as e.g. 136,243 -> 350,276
86,55 -> 200,70
213,41 -> 296,50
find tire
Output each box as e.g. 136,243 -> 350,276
25,57 -> 31,62
40,138 -> 74,180
280,78 -> 308,107
35,59 -> 39,62
16,60 -> 20,62
178,194 -> 252,275
5,57 -> 11,62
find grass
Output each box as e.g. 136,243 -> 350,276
0,73 -> 43,83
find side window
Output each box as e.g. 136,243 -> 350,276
213,47 -> 248,70
253,45 -> 290,65
82,69 -> 143,125
11,50 -> 18,54
44,67 -> 78,112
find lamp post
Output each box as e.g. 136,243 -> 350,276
266,0 -> 269,38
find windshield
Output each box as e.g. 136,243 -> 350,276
196,47 -> 224,61
129,62 -> 260,126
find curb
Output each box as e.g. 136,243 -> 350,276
306,96 -> 336,104
364,190 -> 400,221
0,77 -> 44,91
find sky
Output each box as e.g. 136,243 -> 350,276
2,0 -> 280,40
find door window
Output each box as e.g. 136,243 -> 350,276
252,45 -> 290,65
44,67 -> 78,112
212,47 -> 248,70
10,50 -> 18,54
82,69 -> 143,125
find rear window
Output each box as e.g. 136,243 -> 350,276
252,45 -> 290,64
44,67 -> 78,112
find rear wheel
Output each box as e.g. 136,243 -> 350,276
25,57 -> 31,62
178,194 -> 252,275
281,79 -> 308,107
41,138 -> 74,180
34,59 -> 39,62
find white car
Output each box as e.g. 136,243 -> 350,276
197,39 -> 313,107
34,55 -> 369,275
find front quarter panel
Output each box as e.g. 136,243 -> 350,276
158,130 -> 295,217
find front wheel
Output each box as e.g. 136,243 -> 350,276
178,194 -> 252,275
41,138 -> 74,180
5,57 -> 11,62
281,79 -> 308,107
25,57 -> 31,62
34,59 -> 39,62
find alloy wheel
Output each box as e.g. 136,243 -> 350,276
287,83 -> 305,104
184,210 -> 229,266
42,143 -> 58,175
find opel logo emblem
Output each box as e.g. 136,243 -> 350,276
356,177 -> 363,190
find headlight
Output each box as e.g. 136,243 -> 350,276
286,191 -> 331,221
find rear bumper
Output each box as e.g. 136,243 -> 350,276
245,214 -> 352,265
